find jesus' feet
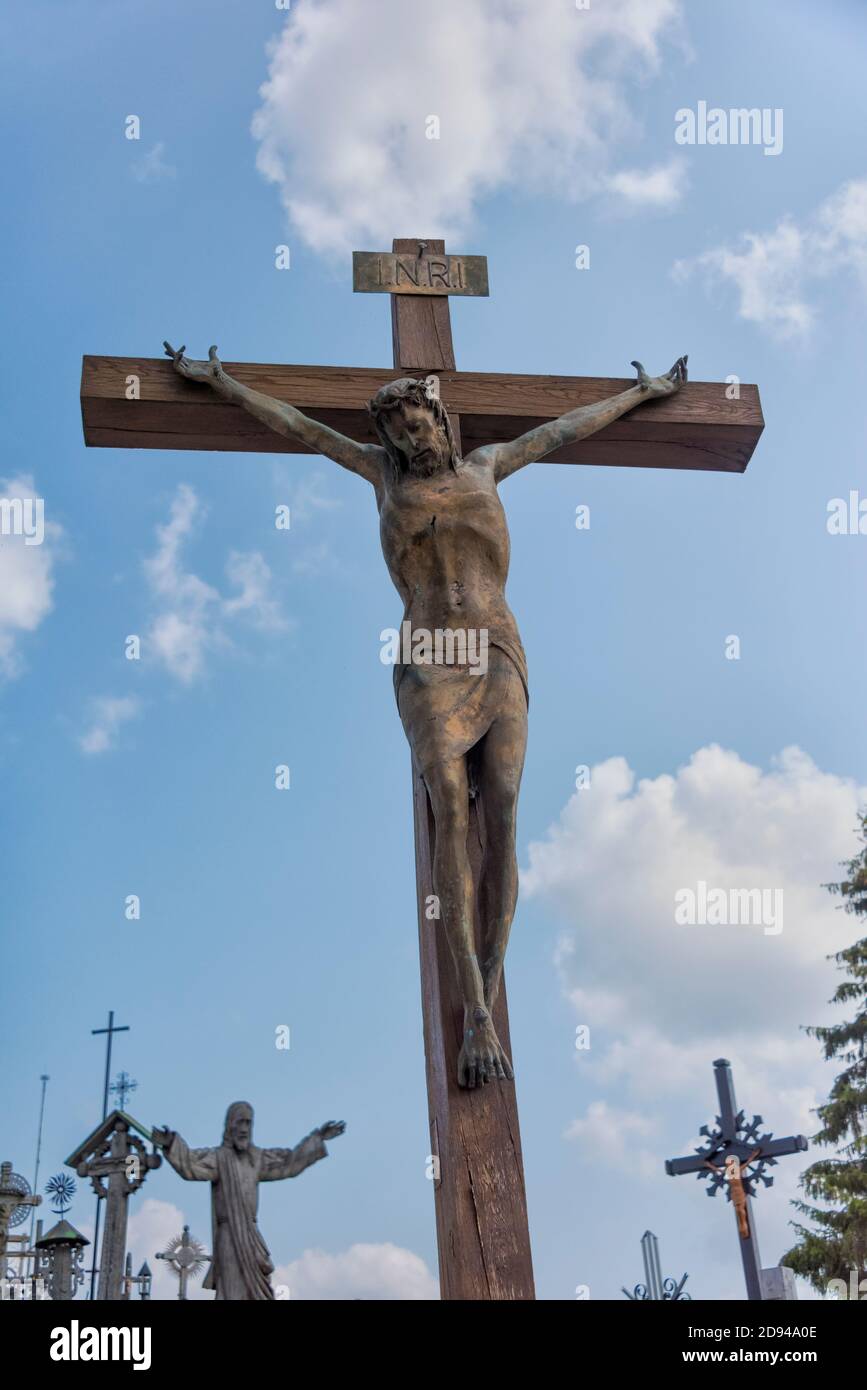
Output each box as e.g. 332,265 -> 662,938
457,1005 -> 514,1088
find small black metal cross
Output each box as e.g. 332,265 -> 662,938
92,1011 -> 130,1122
109,1071 -> 138,1112
665,1058 -> 807,1300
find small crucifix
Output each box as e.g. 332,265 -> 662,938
81,239 -> 763,1300
665,1058 -> 807,1300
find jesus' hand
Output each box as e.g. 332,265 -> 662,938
151,1125 -> 174,1149
164,341 -> 226,387
316,1121 -> 346,1142
632,355 -> 688,398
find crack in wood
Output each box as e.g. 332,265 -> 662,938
465,1149 -> 493,1300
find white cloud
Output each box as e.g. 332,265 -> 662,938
523,744 -> 864,1046
292,541 -> 340,577
145,485 -> 219,683
282,470 -> 342,526
0,475 -> 61,679
565,1100 -> 660,1179
222,551 -> 284,628
526,745 -> 863,1227
144,485 -> 287,684
273,1242 -> 438,1300
674,176 -> 867,338
79,694 -> 141,755
252,0 -> 684,256
269,467 -> 344,577
607,160 -> 686,208
131,142 -> 176,184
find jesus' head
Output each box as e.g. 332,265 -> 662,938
367,377 -> 459,479
223,1101 -> 253,1152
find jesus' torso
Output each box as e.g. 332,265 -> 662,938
376,454 -> 527,683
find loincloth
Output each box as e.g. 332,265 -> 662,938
393,641 -> 528,778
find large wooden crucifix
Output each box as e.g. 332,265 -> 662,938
80,238 -> 763,1301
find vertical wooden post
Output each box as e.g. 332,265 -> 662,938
392,238 -> 535,1300
97,1123 -> 130,1301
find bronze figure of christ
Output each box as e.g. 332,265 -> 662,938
164,341 -> 687,1088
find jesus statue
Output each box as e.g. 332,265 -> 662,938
164,340 -> 687,1088
152,1103 -> 345,1300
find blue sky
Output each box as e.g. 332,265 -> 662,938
2,0 -> 866,1300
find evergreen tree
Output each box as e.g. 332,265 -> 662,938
784,812 -> 867,1294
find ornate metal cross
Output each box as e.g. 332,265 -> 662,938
109,1071 -> 138,1111
665,1058 -> 807,1300
156,1224 -> 210,1300
622,1229 -> 690,1301
0,1162 -> 41,1270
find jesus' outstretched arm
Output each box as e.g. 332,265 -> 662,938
258,1120 -> 345,1182
471,356 -> 688,482
164,342 -> 383,485
151,1126 -> 218,1182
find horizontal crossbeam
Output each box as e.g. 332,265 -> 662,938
665,1133 -> 807,1176
81,357 -> 763,473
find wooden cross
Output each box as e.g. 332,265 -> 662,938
80,239 -> 763,1301
665,1058 -> 807,1300
66,1110 -> 161,1301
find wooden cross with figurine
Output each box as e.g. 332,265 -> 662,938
80,237 -> 763,1301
